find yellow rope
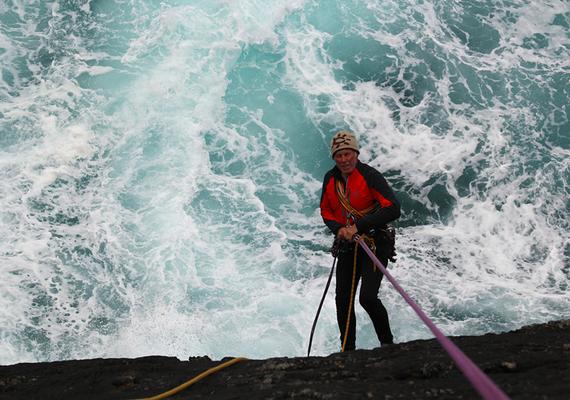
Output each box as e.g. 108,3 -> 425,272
341,241 -> 359,352
340,235 -> 376,353
335,180 -> 377,219
137,357 -> 247,400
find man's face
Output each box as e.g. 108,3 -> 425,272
334,149 -> 358,175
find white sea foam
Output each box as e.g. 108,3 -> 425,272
281,0 -> 569,346
0,0 -> 568,365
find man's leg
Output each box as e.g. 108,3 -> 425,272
359,254 -> 393,345
335,251 -> 360,351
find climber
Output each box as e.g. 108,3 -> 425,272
320,130 -> 401,350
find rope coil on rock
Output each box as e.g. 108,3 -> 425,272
136,357 -> 247,400
136,236 -> 510,400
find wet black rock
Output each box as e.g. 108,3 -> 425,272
1,320 -> 569,399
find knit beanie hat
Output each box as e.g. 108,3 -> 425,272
330,130 -> 359,158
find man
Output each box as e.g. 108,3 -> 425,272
320,130 -> 401,351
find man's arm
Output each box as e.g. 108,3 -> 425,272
320,173 -> 344,235
355,166 -> 401,233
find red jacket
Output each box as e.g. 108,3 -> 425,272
320,161 -> 400,235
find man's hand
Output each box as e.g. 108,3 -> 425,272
337,225 -> 358,241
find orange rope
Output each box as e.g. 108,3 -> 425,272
340,235 -> 376,352
335,180 -> 377,219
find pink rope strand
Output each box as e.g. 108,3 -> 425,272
357,237 -> 510,400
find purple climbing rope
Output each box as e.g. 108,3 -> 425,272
356,237 -> 510,400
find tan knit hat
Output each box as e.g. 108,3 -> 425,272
330,130 -> 359,158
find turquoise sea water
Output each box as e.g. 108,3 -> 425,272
1,0 -> 568,364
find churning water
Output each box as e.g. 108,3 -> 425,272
1,0 -> 569,365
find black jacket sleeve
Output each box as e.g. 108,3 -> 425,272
355,164 -> 401,233
320,171 -> 344,235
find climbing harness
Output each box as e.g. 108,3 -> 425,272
136,357 -> 247,400
354,236 -> 510,400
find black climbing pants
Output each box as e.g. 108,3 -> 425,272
335,241 -> 393,350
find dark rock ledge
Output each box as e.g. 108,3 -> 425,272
1,320 -> 569,399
